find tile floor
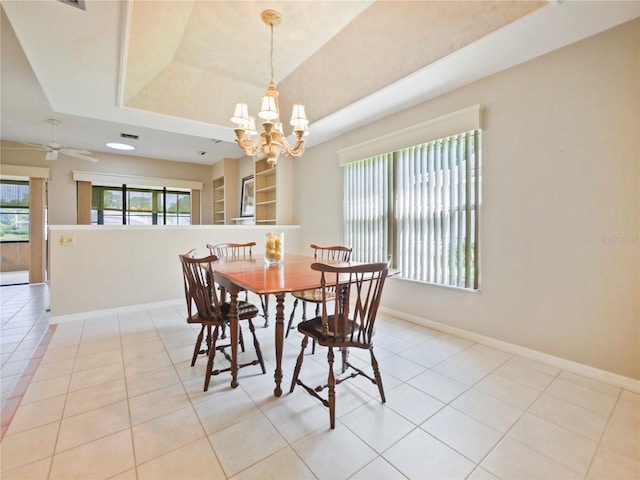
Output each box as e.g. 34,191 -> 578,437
0,284 -> 639,479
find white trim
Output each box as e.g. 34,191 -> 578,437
72,170 -> 203,190
50,298 -> 183,324
379,306 -> 640,393
0,164 -> 51,179
337,104 -> 484,166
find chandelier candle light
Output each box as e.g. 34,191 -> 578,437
231,9 -> 309,167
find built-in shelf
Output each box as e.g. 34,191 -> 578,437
253,157 -> 292,225
213,176 -> 225,225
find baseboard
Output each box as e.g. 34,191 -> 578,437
50,298 -> 184,325
379,306 -> 640,393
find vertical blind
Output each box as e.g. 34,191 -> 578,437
344,130 -> 480,289
343,153 -> 392,263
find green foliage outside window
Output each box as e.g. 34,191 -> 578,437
0,181 -> 30,242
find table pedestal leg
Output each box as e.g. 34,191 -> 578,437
274,293 -> 285,397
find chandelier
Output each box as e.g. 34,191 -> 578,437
230,9 -> 308,167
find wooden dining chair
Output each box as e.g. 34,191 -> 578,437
179,250 -> 266,392
285,244 -> 352,342
289,259 -> 390,429
206,242 -> 270,327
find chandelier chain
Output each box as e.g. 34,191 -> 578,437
270,23 -> 274,85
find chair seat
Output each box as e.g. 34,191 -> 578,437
297,316 -> 369,349
291,288 -> 335,303
187,300 -> 259,324
219,300 -> 260,320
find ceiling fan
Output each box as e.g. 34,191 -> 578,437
4,118 -> 98,162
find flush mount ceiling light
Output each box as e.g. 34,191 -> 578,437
105,142 -> 135,151
230,9 -> 309,168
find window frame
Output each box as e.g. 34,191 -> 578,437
343,126 -> 481,291
0,180 -> 30,243
91,185 -> 191,226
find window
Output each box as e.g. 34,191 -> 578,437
91,186 -> 191,225
344,130 -> 480,290
0,180 -> 30,242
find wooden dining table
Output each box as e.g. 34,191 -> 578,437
213,253 -> 341,397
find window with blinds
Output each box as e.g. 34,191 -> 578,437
0,180 -> 30,242
344,130 -> 480,290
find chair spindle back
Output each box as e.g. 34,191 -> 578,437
179,251 -> 222,323
312,259 -> 390,345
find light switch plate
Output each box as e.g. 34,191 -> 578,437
60,235 -> 75,246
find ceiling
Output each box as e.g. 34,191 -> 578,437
1,0 -> 639,166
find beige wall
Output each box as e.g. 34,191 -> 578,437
294,20 -> 640,379
48,225 -> 302,318
0,146 -> 214,225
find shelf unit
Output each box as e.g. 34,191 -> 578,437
212,176 -> 225,225
254,159 -> 276,225
254,156 -> 293,225
210,158 -> 240,225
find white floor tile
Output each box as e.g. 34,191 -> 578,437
451,388 -> 524,433
231,446 -> 316,480
2,289 -> 638,480
209,413 -> 287,477
132,406 -> 206,465
0,422 -> 59,473
482,437 -> 582,479
136,438 -> 225,480
508,413 -> 598,476
473,372 -> 541,409
56,400 -> 131,453
587,444 -> 640,479
383,428 -> 475,479
421,406 -> 502,463
383,382 -> 445,425
340,400 -> 415,453
407,368 -> 469,403
528,392 -> 609,441
49,429 -> 135,480
350,457 -> 407,480
292,424 -> 378,480
545,378 -> 618,417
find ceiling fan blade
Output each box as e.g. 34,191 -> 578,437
20,141 -> 47,149
62,150 -> 98,162
0,147 -> 45,150
63,148 -> 92,155
45,150 -> 58,161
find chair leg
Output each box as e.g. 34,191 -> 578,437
247,319 -> 266,374
204,326 -> 220,392
191,325 -> 206,367
220,322 -> 227,339
328,347 -> 336,429
285,298 -> 299,338
311,302 -> 319,354
289,335 -> 309,393
239,325 -> 245,352
341,347 -> 349,374
261,294 -> 269,328
370,347 -> 386,403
